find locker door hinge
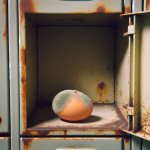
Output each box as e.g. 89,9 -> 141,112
123,25 -> 135,36
127,106 -> 135,116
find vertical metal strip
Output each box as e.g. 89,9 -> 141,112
129,16 -> 133,131
8,0 -> 20,150
132,15 -> 141,132
131,136 -> 142,150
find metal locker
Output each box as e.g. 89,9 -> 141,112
6,0 -> 150,150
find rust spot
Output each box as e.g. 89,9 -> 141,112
0,116 -> 2,125
125,6 -> 131,13
146,0 -> 150,10
96,3 -> 110,13
3,27 -> 7,39
96,82 -> 108,97
22,138 -> 32,150
20,0 -> 36,13
21,47 -> 27,130
124,138 -> 130,143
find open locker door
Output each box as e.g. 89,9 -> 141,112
120,12 -> 150,141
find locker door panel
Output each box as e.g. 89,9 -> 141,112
0,138 -> 10,150
21,138 -> 122,150
0,0 -> 9,133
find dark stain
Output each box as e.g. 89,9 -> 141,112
22,138 -> 32,150
96,82 -> 108,97
96,3 -> 110,13
64,130 -> 67,136
146,0 -> 150,10
125,6 -> 131,13
0,116 -> 2,125
37,129 -> 50,136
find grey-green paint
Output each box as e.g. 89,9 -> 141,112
21,138 -> 122,150
0,138 -> 10,150
0,0 -> 9,133
8,0 -> 20,149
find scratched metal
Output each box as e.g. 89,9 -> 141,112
21,137 -> 122,150
0,0 -> 9,133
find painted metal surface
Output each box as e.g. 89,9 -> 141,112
0,137 -> 10,150
21,137 -> 122,150
0,0 -> 9,133
132,0 -> 143,13
124,0 -> 132,13
131,135 -> 142,150
8,0 -> 20,149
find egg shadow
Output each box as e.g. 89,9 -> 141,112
62,115 -> 102,124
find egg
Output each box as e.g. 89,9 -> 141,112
52,90 -> 93,121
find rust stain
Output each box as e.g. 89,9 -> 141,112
22,138 -> 32,150
0,116 -> 2,125
146,0 -> 150,10
125,6 -> 131,13
124,138 -> 130,143
96,3 -> 110,13
21,47 -> 27,130
20,0 -> 36,25
3,26 -> 7,39
96,82 -> 108,97
2,0 -> 7,39
20,0 -> 36,13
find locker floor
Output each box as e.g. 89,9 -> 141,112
25,104 -> 127,136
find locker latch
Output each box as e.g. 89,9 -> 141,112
127,106 -> 135,116
123,25 -> 135,36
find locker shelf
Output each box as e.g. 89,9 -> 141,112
24,104 -> 126,136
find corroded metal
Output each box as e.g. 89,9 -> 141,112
124,0 -> 132,13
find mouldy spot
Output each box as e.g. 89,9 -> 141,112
96,82 -> 108,97
146,0 -> 150,10
96,3 -> 110,13
125,6 -> 131,13
23,138 -> 32,150
0,116 -> 2,124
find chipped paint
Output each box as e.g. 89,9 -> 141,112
96,82 -> 108,97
